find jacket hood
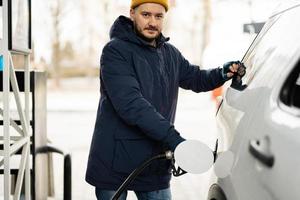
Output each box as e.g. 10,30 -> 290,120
109,15 -> 169,47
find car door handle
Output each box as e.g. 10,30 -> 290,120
249,139 -> 274,167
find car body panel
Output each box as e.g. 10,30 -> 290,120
211,4 -> 300,200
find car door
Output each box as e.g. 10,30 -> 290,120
216,5 -> 300,200
256,61 -> 300,200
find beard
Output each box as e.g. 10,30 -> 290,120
133,21 -> 161,43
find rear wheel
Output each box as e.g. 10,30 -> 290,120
207,184 -> 227,200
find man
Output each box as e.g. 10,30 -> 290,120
86,0 -> 240,199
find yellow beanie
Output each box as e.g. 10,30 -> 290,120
131,0 -> 169,11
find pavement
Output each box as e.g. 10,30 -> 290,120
46,77 -> 219,200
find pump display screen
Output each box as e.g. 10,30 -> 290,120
8,0 -> 31,52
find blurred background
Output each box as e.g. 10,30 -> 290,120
31,0 -> 281,79
2,0 -> 283,199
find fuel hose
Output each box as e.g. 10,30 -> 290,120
112,151 -> 173,200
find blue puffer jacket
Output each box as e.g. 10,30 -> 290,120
86,16 -> 225,191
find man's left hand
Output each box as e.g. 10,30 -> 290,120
221,61 -> 241,81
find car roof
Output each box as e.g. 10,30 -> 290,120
270,1 -> 300,18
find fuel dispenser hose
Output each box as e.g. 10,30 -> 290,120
112,151 -> 173,200
112,140 -> 219,200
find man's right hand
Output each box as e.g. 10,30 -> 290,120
164,130 -> 186,152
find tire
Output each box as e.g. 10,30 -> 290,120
207,184 -> 227,200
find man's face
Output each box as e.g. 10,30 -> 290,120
130,3 -> 166,42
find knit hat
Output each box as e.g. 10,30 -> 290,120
131,0 -> 169,11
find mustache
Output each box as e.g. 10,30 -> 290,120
144,26 -> 158,31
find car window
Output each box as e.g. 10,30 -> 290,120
240,14 -> 282,87
242,14 -> 281,64
293,73 -> 300,108
239,6 -> 300,90
280,62 -> 300,112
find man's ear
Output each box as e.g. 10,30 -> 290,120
130,8 -> 135,21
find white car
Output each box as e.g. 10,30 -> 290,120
207,2 -> 300,200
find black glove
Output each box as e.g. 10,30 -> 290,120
221,61 -> 241,81
165,130 -> 185,152
230,62 -> 247,90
